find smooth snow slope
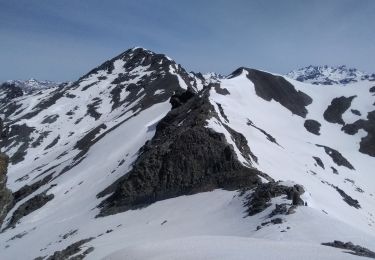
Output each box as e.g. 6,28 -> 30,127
105,236 -> 362,260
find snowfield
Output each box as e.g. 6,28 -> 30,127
104,236 -> 363,260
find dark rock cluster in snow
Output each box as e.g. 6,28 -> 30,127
242,182 -> 305,216
322,240 -> 375,259
97,88 -> 263,216
342,110 -> 375,157
323,96 -> 356,125
304,119 -> 321,135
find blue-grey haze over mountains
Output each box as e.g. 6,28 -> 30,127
0,0 -> 374,82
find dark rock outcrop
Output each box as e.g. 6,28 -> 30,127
13,174 -> 54,205
6,191 -> 54,229
247,119 -> 279,145
334,186 -> 361,209
44,135 -> 60,150
213,83 -> 230,95
36,238 -> 94,260
331,166 -> 338,174
342,110 -> 375,157
86,98 -> 102,120
233,68 -> 312,118
97,89 -> 262,216
222,124 -> 258,164
41,114 -> 59,124
216,103 -> 229,122
304,119 -> 321,135
313,156 -> 325,169
323,96 -> 356,125
351,109 -> 361,116
73,124 -> 107,161
170,89 -> 196,109
0,123 -> 35,164
243,182 -> 304,216
269,203 -> 288,217
316,144 -> 354,170
323,181 -> 361,209
109,84 -> 126,111
322,240 -> 375,259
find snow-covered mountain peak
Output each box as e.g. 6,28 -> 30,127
76,47 -> 192,92
286,65 -> 375,85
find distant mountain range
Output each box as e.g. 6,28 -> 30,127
287,65 -> 375,85
2,65 -> 373,93
0,78 -> 70,93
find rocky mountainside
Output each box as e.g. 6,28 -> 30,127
0,48 -> 374,259
287,65 -> 375,85
0,118 -> 13,225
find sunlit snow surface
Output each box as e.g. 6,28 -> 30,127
106,236 -> 362,260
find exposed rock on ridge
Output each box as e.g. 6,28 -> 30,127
97,88 -> 263,216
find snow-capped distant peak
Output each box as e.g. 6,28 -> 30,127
286,65 -> 375,85
2,78 -> 68,92
202,72 -> 225,83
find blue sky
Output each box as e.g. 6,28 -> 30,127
0,0 -> 374,82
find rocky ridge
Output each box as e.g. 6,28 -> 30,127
97,87 -> 263,216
